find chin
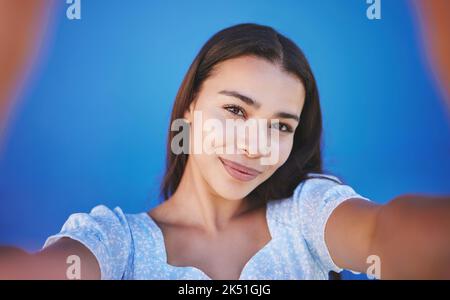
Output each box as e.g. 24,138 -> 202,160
211,179 -> 255,201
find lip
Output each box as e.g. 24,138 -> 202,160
219,157 -> 262,182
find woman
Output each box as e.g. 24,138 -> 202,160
1,23 -> 449,280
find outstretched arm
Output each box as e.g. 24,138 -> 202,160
0,238 -> 100,279
326,194 -> 450,279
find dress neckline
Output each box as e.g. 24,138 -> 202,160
141,201 -> 275,280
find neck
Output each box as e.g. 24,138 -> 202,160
167,157 -> 253,234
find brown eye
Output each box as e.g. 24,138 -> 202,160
224,105 -> 246,117
271,122 -> 293,133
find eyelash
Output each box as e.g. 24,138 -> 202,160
222,104 -> 294,133
223,104 -> 246,118
271,122 -> 293,133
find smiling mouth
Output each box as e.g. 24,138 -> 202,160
219,157 -> 262,182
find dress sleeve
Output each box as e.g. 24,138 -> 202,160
293,175 -> 372,273
42,205 -> 132,280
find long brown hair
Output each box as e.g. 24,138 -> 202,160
161,23 -> 324,206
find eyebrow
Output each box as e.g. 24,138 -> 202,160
219,90 -> 261,108
218,89 -> 300,122
273,111 -> 300,122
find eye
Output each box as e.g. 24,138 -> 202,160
223,104 -> 246,118
270,121 -> 293,133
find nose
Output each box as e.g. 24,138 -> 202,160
237,143 -> 261,158
235,121 -> 270,159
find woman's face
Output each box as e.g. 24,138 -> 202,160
184,55 -> 305,201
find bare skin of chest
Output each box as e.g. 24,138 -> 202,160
148,207 -> 271,280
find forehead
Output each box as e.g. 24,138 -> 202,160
202,55 -> 305,115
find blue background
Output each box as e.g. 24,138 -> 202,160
1,0 -> 449,279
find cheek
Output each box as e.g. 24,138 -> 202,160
266,137 -> 294,172
279,138 -> 294,164
189,108 -> 227,151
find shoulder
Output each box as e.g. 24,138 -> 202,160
294,173 -> 367,206
268,173 -> 371,273
43,205 -> 148,279
63,204 -> 128,226
51,205 -> 136,239
268,172 -> 370,226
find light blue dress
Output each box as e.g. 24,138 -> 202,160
42,173 -> 371,279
